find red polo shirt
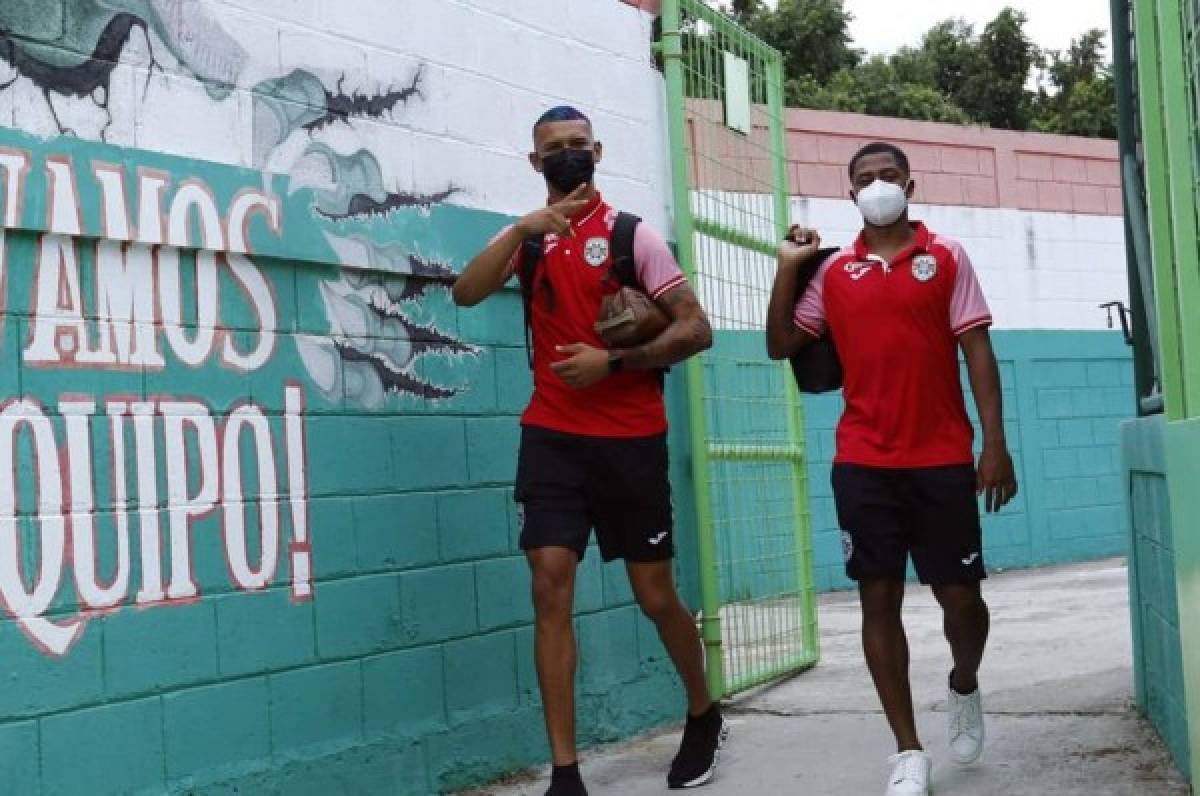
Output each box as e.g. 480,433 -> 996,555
793,222 -> 992,468
497,193 -> 688,438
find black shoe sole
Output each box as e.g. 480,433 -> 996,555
668,719 -> 731,789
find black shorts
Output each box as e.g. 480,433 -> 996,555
514,425 -> 674,562
832,463 -> 985,585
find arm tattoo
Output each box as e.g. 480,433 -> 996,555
618,285 -> 713,370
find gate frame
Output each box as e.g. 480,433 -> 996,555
659,0 -> 820,698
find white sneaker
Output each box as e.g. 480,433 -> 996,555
947,678 -> 985,764
885,750 -> 931,796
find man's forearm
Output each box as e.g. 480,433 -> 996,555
616,316 -> 711,369
452,226 -> 524,306
766,262 -> 803,359
966,349 -> 1005,446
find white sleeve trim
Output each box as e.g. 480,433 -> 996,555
953,316 -> 993,336
650,274 -> 688,299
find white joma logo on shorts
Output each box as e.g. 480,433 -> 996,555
648,531 -> 669,545
962,552 -> 980,566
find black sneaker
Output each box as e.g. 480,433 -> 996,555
667,703 -> 729,789
545,762 -> 588,796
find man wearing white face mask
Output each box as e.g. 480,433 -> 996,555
765,142 -> 1018,796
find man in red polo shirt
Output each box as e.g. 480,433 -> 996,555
454,107 -> 724,795
766,142 -> 1018,796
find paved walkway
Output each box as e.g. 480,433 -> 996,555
471,559 -> 1190,795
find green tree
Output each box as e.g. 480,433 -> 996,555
917,19 -> 979,100
790,58 -> 970,124
1034,30 -> 1117,138
760,6 -> 1039,130
728,0 -> 862,83
968,8 -> 1040,129
704,1 -> 1116,138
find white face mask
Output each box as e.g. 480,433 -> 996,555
855,179 -> 909,227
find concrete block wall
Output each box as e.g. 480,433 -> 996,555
0,2 -> 688,794
806,331 -> 1133,591
788,199 -> 1128,333
706,331 -> 1134,596
1124,416 -> 1191,778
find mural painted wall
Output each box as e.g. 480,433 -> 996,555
0,1 -> 677,794
0,126 -> 493,657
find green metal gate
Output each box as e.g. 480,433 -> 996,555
659,0 -> 819,698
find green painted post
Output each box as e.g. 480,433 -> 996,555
1165,417 -> 1200,780
1132,0 -> 1187,421
1158,0 -> 1200,780
661,0 -> 727,700
1154,0 -> 1200,417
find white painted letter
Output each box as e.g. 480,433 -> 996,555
0,147 -> 30,228
0,401 -> 83,655
25,234 -> 111,365
45,157 -> 82,236
222,253 -> 276,372
284,385 -> 312,600
63,400 -> 131,611
160,180 -> 223,367
161,401 -> 218,600
92,162 -> 131,241
131,401 -> 166,604
94,242 -> 164,367
221,404 -> 279,590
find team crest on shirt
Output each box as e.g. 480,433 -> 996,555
583,236 -> 610,267
912,254 -> 938,282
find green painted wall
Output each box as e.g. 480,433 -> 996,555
710,329 -> 1134,597
1163,417 -> 1200,782
1123,414 -> 1190,777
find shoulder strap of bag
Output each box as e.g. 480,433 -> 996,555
518,232 -> 545,370
609,211 -> 671,389
610,211 -> 642,289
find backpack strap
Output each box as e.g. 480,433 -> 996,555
607,211 -> 670,390
609,211 -> 641,289
518,232 -> 545,370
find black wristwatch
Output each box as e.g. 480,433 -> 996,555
607,352 -> 624,374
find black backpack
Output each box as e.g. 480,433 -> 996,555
517,211 -> 642,370
788,246 -> 844,394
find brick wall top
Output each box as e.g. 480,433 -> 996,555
693,102 -> 1122,216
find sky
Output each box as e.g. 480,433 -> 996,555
842,0 -> 1114,56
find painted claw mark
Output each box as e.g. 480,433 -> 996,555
320,186 -> 460,222
335,342 -> 458,402
298,274 -> 477,409
288,144 -> 457,222
304,65 -> 425,132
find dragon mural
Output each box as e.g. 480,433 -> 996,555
0,0 -> 478,406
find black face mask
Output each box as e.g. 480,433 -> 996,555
541,148 -> 595,193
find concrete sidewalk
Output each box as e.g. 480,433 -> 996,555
470,559 -> 1190,796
